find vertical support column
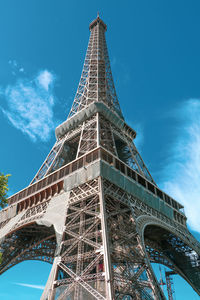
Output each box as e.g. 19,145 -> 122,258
97,112 -> 100,147
74,200 -> 85,300
42,256 -> 60,300
98,177 -> 113,300
97,20 -> 99,103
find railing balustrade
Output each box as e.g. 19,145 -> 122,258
6,147 -> 186,226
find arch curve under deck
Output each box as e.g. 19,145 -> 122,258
136,215 -> 200,296
0,222 -> 56,275
0,189 -> 69,277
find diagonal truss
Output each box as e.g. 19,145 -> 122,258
45,178 -> 162,300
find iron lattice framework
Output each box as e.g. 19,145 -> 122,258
30,15 -> 154,185
0,15 -> 200,300
68,16 -> 122,119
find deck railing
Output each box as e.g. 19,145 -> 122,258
6,147 -> 186,226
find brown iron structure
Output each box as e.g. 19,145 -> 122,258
165,271 -> 176,300
0,15 -> 200,300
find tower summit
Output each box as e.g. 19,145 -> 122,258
68,13 -> 121,119
0,16 -> 200,300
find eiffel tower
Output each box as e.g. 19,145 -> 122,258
0,15 -> 200,300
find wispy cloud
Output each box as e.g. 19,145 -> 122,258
133,122 -> 144,151
0,69 -> 58,142
13,282 -> 45,290
159,99 -> 200,233
37,70 -> 54,91
8,60 -> 25,75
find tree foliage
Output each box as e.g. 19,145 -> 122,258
0,173 -> 10,208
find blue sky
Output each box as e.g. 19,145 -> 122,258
0,0 -> 200,299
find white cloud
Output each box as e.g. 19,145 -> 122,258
1,70 -> 57,142
8,60 -> 24,75
37,70 -> 54,91
13,282 -> 45,290
9,60 -> 17,68
159,99 -> 200,233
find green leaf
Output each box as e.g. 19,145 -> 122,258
0,173 -> 11,209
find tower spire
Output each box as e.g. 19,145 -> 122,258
31,16 -> 155,185
68,15 -> 123,119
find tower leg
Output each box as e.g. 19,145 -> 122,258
41,177 -> 165,300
